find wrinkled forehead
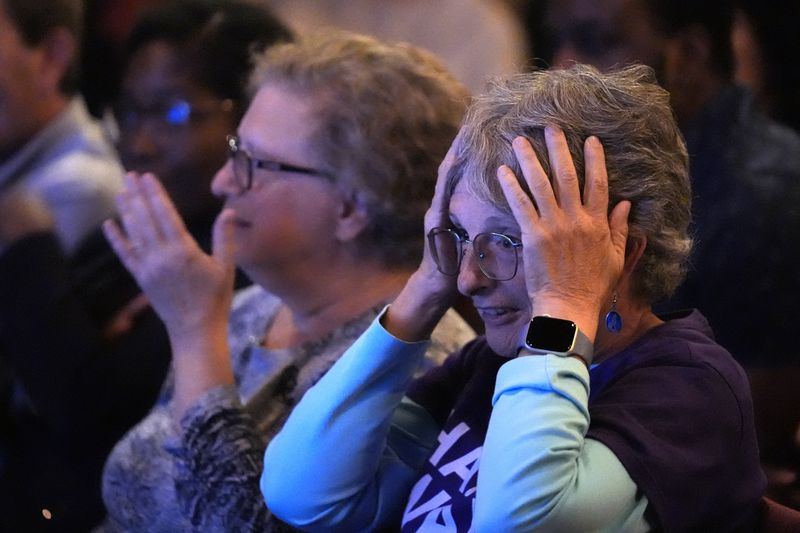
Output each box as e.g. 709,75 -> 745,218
448,176 -> 519,232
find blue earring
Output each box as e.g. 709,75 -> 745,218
605,292 -> 623,334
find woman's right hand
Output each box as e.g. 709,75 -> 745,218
383,132 -> 463,341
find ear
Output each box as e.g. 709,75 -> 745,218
623,233 -> 647,276
38,28 -> 76,92
333,190 -> 370,242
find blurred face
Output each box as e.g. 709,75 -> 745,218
211,84 -> 342,280
116,41 -> 235,223
0,7 -> 45,159
548,0 -> 666,77
731,10 -> 764,98
449,180 -> 530,357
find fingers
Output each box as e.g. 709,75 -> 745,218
497,164 -> 539,229
141,173 -> 190,241
431,130 -> 463,216
543,126 -> 582,213
609,200 -> 632,255
103,218 -> 140,273
510,135 -> 557,220
117,172 -> 162,248
426,129 -> 464,235
582,136 -> 610,217
115,171 -> 192,246
212,208 -> 237,277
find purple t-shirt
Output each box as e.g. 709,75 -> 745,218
405,310 -> 765,532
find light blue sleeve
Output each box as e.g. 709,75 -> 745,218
261,313 -> 440,532
475,354 -> 650,532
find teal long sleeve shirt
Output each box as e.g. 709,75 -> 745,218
262,310 -> 650,532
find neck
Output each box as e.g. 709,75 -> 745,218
593,301 -> 663,364
255,255 -> 411,348
0,94 -> 70,162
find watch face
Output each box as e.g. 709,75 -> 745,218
525,316 -> 577,352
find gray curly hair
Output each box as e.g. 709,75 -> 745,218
448,63 -> 692,303
251,30 -> 469,269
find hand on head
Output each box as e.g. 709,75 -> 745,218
103,171 -> 236,339
497,126 -> 631,341
418,131 -> 464,296
383,133 -> 464,341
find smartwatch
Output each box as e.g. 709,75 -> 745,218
519,315 -> 594,363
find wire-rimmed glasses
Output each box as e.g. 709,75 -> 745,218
226,134 -> 332,191
427,227 -> 522,281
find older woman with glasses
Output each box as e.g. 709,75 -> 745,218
262,64 -> 766,532
99,31 -> 473,531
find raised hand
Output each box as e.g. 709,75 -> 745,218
384,131 -> 463,341
103,171 -> 235,341
497,127 -> 630,341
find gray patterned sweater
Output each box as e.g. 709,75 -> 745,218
99,285 -> 474,532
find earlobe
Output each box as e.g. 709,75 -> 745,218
334,190 -> 370,242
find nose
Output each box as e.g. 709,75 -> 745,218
456,244 -> 492,297
211,158 -> 239,198
119,122 -> 161,170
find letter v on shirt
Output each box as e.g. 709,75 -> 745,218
402,421 -> 483,532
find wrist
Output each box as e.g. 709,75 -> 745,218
384,270 -> 454,342
530,296 -> 600,343
519,315 -> 594,365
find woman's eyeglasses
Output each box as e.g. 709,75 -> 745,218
427,227 -> 522,281
226,135 -> 332,191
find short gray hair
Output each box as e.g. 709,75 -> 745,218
251,30 -> 469,269
449,64 -> 691,303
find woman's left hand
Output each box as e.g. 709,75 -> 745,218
103,171 -> 235,343
497,127 -> 630,341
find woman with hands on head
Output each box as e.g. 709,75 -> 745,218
99,31 -> 474,532
262,64 -> 766,532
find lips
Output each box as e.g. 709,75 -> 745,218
474,305 -> 522,327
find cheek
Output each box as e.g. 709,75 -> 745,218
238,185 -> 339,251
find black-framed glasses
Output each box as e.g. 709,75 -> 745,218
427,227 -> 522,281
226,134 -> 331,191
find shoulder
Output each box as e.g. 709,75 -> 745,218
734,88 -> 800,183
587,311 -> 765,531
591,310 -> 753,431
228,285 -> 281,355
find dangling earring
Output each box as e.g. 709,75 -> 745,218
605,292 -> 623,334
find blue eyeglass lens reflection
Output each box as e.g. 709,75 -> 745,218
427,228 -> 520,281
165,101 -> 191,125
116,100 -> 194,127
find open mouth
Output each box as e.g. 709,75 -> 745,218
475,306 -> 522,326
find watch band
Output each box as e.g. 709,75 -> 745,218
519,315 -> 594,364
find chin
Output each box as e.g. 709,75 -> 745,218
484,327 -> 520,358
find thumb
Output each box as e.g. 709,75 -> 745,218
212,208 -> 237,275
